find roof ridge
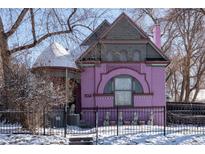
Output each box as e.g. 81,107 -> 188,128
99,12 -> 149,40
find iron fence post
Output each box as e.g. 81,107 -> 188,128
117,106 -> 119,136
95,107 -> 98,145
163,106 -> 166,136
64,105 -> 67,137
43,107 -> 46,135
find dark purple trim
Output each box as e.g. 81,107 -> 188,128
94,93 -> 153,96
81,106 -> 165,110
76,61 -> 169,65
96,66 -> 151,94
94,93 -> 114,96
133,93 -> 153,96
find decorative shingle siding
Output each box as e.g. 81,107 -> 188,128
78,13 -> 168,63
81,45 -> 101,61
81,21 -> 110,46
104,17 -> 143,40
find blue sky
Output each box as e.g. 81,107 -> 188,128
6,9 -> 122,66
5,9 -> 157,67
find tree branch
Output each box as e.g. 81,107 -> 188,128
30,9 -> 37,44
67,8 -> 77,31
9,8 -> 79,54
0,16 -> 4,33
5,9 -> 29,38
200,8 -> 205,15
9,30 -> 72,53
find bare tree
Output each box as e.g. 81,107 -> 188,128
125,8 -> 205,102
164,9 -> 205,102
0,8 -> 110,106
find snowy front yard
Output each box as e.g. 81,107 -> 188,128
1,125 -> 205,145
98,133 -> 205,145
0,134 -> 70,145
1,133 -> 205,145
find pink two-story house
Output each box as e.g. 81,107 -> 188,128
75,13 -> 170,126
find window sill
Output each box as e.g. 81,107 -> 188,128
133,93 -> 153,96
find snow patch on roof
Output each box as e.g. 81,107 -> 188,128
32,42 -> 77,69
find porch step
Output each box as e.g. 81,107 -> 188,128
69,137 -> 94,145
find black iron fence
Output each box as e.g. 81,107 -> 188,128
1,105 -> 205,142
167,103 -> 205,135
0,106 -> 165,137
0,108 -> 66,136
84,106 -> 166,137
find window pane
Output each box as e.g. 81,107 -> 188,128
115,91 -> 132,106
115,78 -> 132,90
133,79 -> 143,93
104,80 -> 113,94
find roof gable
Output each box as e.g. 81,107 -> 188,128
101,13 -> 148,40
81,20 -> 110,46
76,13 -> 170,65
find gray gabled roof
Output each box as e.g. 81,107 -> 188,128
80,20 -> 111,46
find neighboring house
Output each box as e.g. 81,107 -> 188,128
32,42 -> 81,110
76,13 -> 170,126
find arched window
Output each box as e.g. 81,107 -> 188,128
133,79 -> 143,93
133,51 -> 140,61
104,79 -> 114,94
103,75 -> 143,106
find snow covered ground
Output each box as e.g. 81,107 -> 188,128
1,125 -> 205,145
98,133 -> 205,145
0,134 -> 70,145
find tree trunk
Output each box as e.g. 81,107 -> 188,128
192,87 -> 200,102
184,54 -> 191,102
0,47 -> 3,88
179,77 -> 185,102
0,28 -> 10,107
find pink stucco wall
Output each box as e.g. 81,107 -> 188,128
81,63 -> 166,108
80,63 -> 166,126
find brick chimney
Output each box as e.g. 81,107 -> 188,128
153,20 -> 161,49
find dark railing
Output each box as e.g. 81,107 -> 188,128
0,106 -> 165,137
167,102 -> 205,135
1,104 -> 205,143
0,109 -> 66,136
81,106 -> 166,137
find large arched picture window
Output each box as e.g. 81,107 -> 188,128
104,75 -> 143,106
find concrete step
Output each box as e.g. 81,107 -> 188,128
69,141 -> 94,145
69,137 -> 94,145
